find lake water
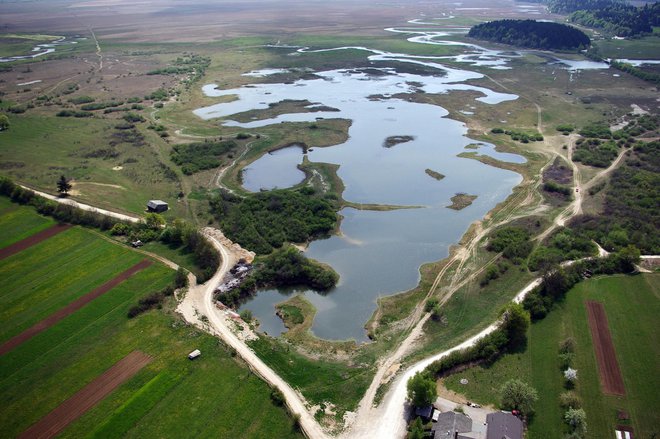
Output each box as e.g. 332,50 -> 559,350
241,145 -> 307,191
196,42 -> 527,341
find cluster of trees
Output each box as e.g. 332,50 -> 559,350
486,226 -> 533,263
578,122 -> 612,139
528,228 -> 597,272
543,180 -> 572,197
570,141 -> 659,254
523,246 -> 640,320
148,54 -> 211,88
620,114 -> 658,138
573,138 -> 619,167
210,188 -> 337,255
216,246 -> 338,308
491,127 -> 544,143
170,140 -> 237,175
468,20 -> 590,51
555,124 -> 575,135
112,217 -> 219,282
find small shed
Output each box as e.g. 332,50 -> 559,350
188,349 -> 201,360
147,200 -> 168,213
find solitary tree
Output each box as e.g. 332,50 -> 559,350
56,175 -> 72,196
500,379 -> 538,417
564,407 -> 587,435
500,303 -> 531,349
407,372 -> 437,407
0,114 -> 9,131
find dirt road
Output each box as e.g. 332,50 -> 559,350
21,186 -> 141,223
176,228 -> 327,439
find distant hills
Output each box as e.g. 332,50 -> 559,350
468,20 -> 590,51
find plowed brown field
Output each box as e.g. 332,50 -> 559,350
586,300 -> 626,396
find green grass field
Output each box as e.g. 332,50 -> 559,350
444,273 -> 660,439
0,114 -> 186,217
0,197 -> 55,247
0,201 -> 302,438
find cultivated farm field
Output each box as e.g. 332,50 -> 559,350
0,198 -> 302,438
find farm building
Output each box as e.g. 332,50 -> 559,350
147,200 -> 168,213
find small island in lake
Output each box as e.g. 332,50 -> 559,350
384,135 -> 415,148
447,193 -> 478,210
425,168 -> 446,181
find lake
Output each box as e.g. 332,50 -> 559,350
195,44 -> 526,341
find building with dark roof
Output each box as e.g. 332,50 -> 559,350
414,405 -> 434,423
486,412 -> 523,439
432,411 -> 473,439
147,200 -> 168,213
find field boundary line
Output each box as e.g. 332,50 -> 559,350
0,224 -> 72,260
0,259 -> 152,355
18,351 -> 152,439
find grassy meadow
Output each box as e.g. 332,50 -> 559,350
443,273 -> 660,439
0,200 -> 302,438
0,196 -> 55,247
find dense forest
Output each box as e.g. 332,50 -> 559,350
547,0 -> 659,36
209,187 -> 337,254
570,141 -> 660,254
468,20 -> 590,51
